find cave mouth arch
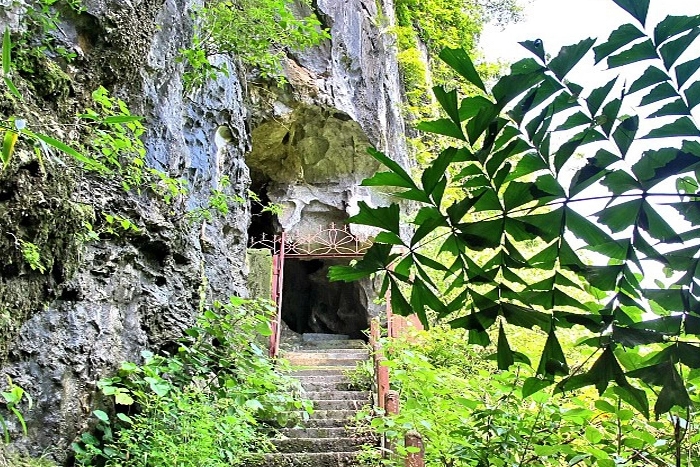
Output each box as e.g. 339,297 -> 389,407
280,257 -> 369,340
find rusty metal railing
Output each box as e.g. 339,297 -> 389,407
369,316 -> 425,467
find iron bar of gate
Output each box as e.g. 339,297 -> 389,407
269,231 -> 286,358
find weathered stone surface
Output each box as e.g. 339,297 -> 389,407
0,0 -> 409,461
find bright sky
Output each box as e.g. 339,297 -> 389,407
482,0 -> 700,64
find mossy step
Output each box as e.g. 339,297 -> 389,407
302,333 -> 351,341
300,380 -> 359,392
292,368 -> 350,377
247,451 -> 360,467
288,357 -> 367,367
297,341 -> 367,349
283,416 -> 354,428
312,399 -> 370,411
305,391 -> 371,401
272,436 -> 375,453
281,427 -> 357,438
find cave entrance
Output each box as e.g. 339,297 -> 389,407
280,257 -> 369,340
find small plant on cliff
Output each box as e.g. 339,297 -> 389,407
72,297 -> 311,466
0,377 -> 32,444
181,0 -> 330,89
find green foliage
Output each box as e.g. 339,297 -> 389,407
181,0 -> 329,88
0,377 -> 32,444
393,0 -> 521,115
72,297 -> 311,466
18,0 -> 84,64
80,87 -> 147,189
362,327 -> 699,466
332,0 -> 700,427
17,240 -> 46,274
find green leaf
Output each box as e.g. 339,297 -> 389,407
586,77 -> 617,116
522,377 -> 554,397
593,23 -> 646,63
502,303 -> 552,332
612,325 -> 666,347
433,86 -> 464,139
390,277 -> 414,318
3,76 -> 20,100
2,28 -> 10,76
554,111 -> 591,131
628,66 -> 669,94
439,47 -> 485,92
27,130 -> 109,172
612,115 -> 638,157
675,56 -> 700,87
641,116 -> 699,139
639,201 -> 683,243
362,171 -> 417,189
653,362 -> 691,414
366,148 -> 416,189
685,81 -> 700,110
611,0 -> 649,27
639,82 -> 677,106
519,39 -> 545,63
567,207 -> 616,245
659,28 -> 700,69
348,201 -> 400,234
548,38 -> 595,80
465,104 -> 499,145
496,322 -> 514,370
655,14 -> 700,45
329,243 -> 394,281
632,147 -> 700,189
607,39 -> 657,68
422,146 -> 457,194
416,118 -> 465,140
648,99 -> 689,118
93,410 -> 109,422
537,328 -> 569,377
103,115 -> 143,124
569,149 -> 619,196
492,61 -> 546,108
596,199 -> 642,233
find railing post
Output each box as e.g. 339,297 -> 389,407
270,232 -> 285,359
404,431 -> 425,467
384,390 -> 400,456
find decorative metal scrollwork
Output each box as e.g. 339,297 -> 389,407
248,223 -> 372,258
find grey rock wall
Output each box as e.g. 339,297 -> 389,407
0,0 -> 409,461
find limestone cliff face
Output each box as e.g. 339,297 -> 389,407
0,0 -> 408,460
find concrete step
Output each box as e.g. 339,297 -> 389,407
292,368 -> 349,377
288,356 -> 367,367
312,399 -> 369,411
272,436 -> 374,453
300,379 -> 356,392
249,451 -> 361,467
307,409 -> 358,421
285,350 -> 370,360
305,391 -> 370,401
290,346 -> 369,353
298,340 -> 367,349
302,333 -> 351,342
281,427 -> 356,438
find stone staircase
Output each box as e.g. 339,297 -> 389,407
258,333 -> 375,467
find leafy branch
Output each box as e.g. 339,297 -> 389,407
331,0 -> 700,422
